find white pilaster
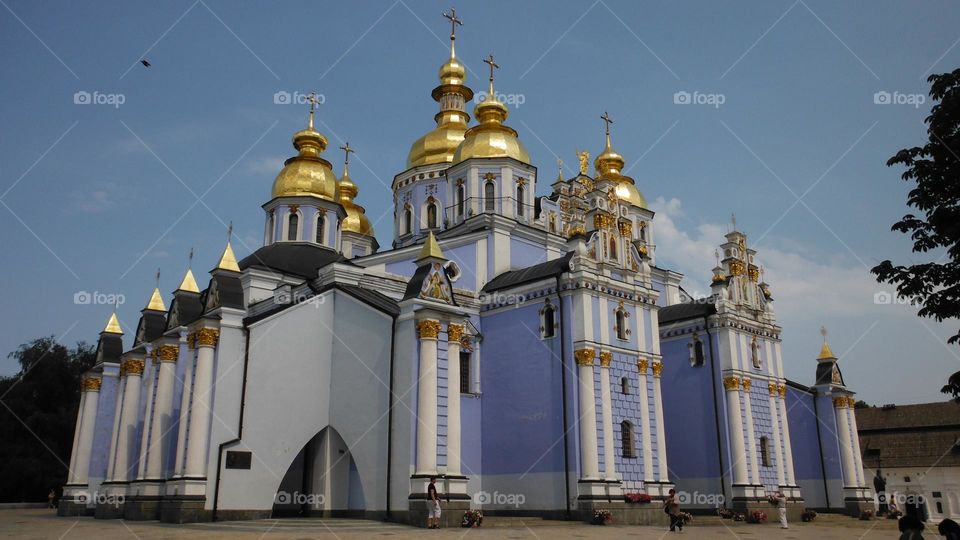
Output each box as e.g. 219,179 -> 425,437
136,356 -> 156,480
599,352 -> 617,480
846,404 -> 866,487
575,348 -> 600,480
767,383 -> 787,487
105,375 -> 126,481
171,337 -> 194,478
446,324 -> 464,476
777,384 -> 797,485
145,344 -> 178,480
834,397 -> 857,487
637,359 -> 654,483
415,319 -> 440,476
185,328 -> 219,478
114,359 -> 144,482
742,378 -> 761,484
73,378 -> 102,485
67,391 -> 87,484
651,361 -> 668,482
724,376 -> 749,486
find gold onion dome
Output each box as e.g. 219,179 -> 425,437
452,55 -> 530,164
272,97 -> 338,201
593,113 -> 646,208
337,144 -> 374,236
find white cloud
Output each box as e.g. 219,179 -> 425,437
245,156 -> 285,175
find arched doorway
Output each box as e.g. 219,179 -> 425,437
272,426 -> 366,518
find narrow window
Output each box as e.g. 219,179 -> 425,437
516,185 -> 524,216
751,338 -> 761,369
287,213 -> 299,241
266,212 -> 275,244
760,436 -> 770,467
427,203 -> 438,229
609,235 -> 617,259
457,185 -> 465,217
315,213 -> 325,244
460,350 -> 471,394
542,300 -> 556,338
621,377 -> 630,395
484,182 -> 495,212
621,421 -> 636,458
403,207 -> 412,235
616,309 -> 627,340
694,340 -> 705,366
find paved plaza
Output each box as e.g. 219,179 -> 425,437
0,509 -> 908,539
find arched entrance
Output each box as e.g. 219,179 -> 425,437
272,426 -> 366,518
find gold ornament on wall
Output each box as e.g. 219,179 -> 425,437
599,351 -> 613,368
197,328 -> 220,348
777,383 -> 787,398
637,358 -> 649,373
81,377 -> 102,392
652,362 -> 664,378
447,323 -> 465,342
574,348 -> 595,366
417,319 -> 442,339
768,382 -> 778,396
158,345 -> 179,363
742,377 -> 752,391
122,359 -> 145,376
723,376 -> 741,391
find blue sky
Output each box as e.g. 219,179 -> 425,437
0,0 -> 957,405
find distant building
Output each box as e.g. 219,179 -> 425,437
857,402 -> 960,521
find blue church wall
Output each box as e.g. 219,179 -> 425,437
385,260 -> 416,278
660,327 -> 727,504
746,385 -> 778,492
510,237 -> 546,270
784,386 -> 841,509
608,354 -> 656,490
90,372 -> 119,487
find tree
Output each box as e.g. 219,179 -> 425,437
0,337 -> 94,502
872,69 -> 960,401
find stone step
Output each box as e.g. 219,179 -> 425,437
477,516 -> 576,528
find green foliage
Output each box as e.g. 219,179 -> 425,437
872,69 -> 960,400
0,337 -> 95,502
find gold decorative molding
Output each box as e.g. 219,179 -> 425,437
742,378 -> 752,391
417,319 -> 442,340
447,323 -> 465,343
593,213 -> 615,229
847,396 -> 857,408
187,332 -> 198,350
599,351 -> 613,368
768,382 -> 778,396
723,376 -> 741,391
158,345 -> 179,363
459,336 -> 472,350
81,377 -> 102,392
574,348 -> 595,366
748,265 -> 760,282
637,358 -> 649,374
618,222 -> 632,237
122,359 -> 145,377
651,361 -> 663,378
197,328 -> 220,348
777,383 -> 787,398
729,260 -> 745,276
833,396 -> 848,409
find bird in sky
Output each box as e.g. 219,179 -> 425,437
140,59 -> 151,68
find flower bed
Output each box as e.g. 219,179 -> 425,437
624,492 -> 652,504
460,510 -> 483,528
592,509 -> 612,525
801,509 -> 818,522
860,509 -> 874,521
746,510 -> 767,523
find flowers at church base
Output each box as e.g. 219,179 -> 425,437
678,512 -> 693,525
718,508 -> 735,519
801,509 -> 818,522
733,512 -> 746,522
767,494 -> 781,505
460,509 -> 483,528
746,510 -> 767,523
592,509 -> 612,525
859,509 -> 874,520
624,492 -> 652,504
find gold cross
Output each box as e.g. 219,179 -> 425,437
600,111 -> 614,135
442,8 -> 462,38
227,220 -> 233,242
306,91 -> 320,128
483,54 -> 499,83
339,141 -> 355,166
188,247 -> 194,269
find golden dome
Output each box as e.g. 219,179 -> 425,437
439,57 -> 466,86
337,145 -> 374,236
594,115 -> 646,208
452,59 -> 530,165
271,106 -> 338,201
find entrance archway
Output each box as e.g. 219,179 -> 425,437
272,426 -> 366,518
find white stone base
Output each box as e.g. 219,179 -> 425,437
443,476 -> 470,498
577,480 -> 622,499
642,481 -> 675,498
164,477 -> 208,497
126,480 -> 164,498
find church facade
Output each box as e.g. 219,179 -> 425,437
59,13 -> 872,525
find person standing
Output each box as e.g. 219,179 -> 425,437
776,491 -> 788,529
666,489 -> 682,532
426,477 -> 441,529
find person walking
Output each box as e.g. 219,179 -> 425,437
666,489 -> 682,532
776,491 -> 788,529
899,515 -> 925,540
426,477 -> 441,529
938,518 -> 960,540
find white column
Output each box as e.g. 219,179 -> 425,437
145,344 -> 178,480
599,352 -> 617,480
446,324 -> 464,476
576,348 -> 600,480
834,397 -> 857,487
724,376 -> 749,486
185,328 -> 219,478
136,355 -> 157,480
767,382 -> 786,487
67,391 -> 88,484
105,375 -> 126,481
846,401 -> 866,487
742,378 -> 761,484
651,361 -> 669,481
172,337 -> 195,478
73,377 -> 102,485
777,384 -> 797,485
637,358 -> 654,483
114,359 -> 144,482
415,320 -> 440,476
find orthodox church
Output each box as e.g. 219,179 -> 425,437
59,11 -> 873,525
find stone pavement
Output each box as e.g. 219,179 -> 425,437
0,508 -> 907,539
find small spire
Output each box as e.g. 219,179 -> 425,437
417,231 -> 446,263
102,312 -> 123,335
557,158 -> 564,181
731,213 -> 737,231
177,269 -> 200,293
600,111 -> 614,149
442,8 -> 462,59
339,141 -> 354,176
306,92 -> 321,130
146,288 -> 166,312
216,222 -> 241,272
818,326 -> 836,360
483,53 -> 499,97
714,248 -> 720,266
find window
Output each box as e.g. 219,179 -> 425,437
541,300 -> 556,338
760,436 -> 770,467
427,202 -> 438,229
609,235 -> 617,259
938,502 -> 944,514
615,308 -> 627,340
639,223 -> 646,243
315,213 -> 325,244
751,337 -> 761,369
266,212 -> 275,244
460,351 -> 471,394
621,421 -> 636,458
689,334 -> 705,367
456,185 -> 465,217
621,377 -> 630,395
516,185 -> 524,216
287,212 -> 299,241
484,182 -> 495,212
403,207 -> 412,235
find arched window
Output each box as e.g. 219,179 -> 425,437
615,308 -> 627,340
516,185 -> 524,216
689,334 -> 705,367
287,212 -> 299,241
315,213 -> 325,244
751,337 -> 761,369
760,436 -> 770,467
484,182 -> 495,212
427,202 -> 438,229
621,377 -> 630,394
456,185 -> 465,217
621,421 -> 636,458
541,300 -> 556,338
639,223 -> 647,243
266,212 -> 275,245
609,235 -> 617,259
403,207 -> 412,235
